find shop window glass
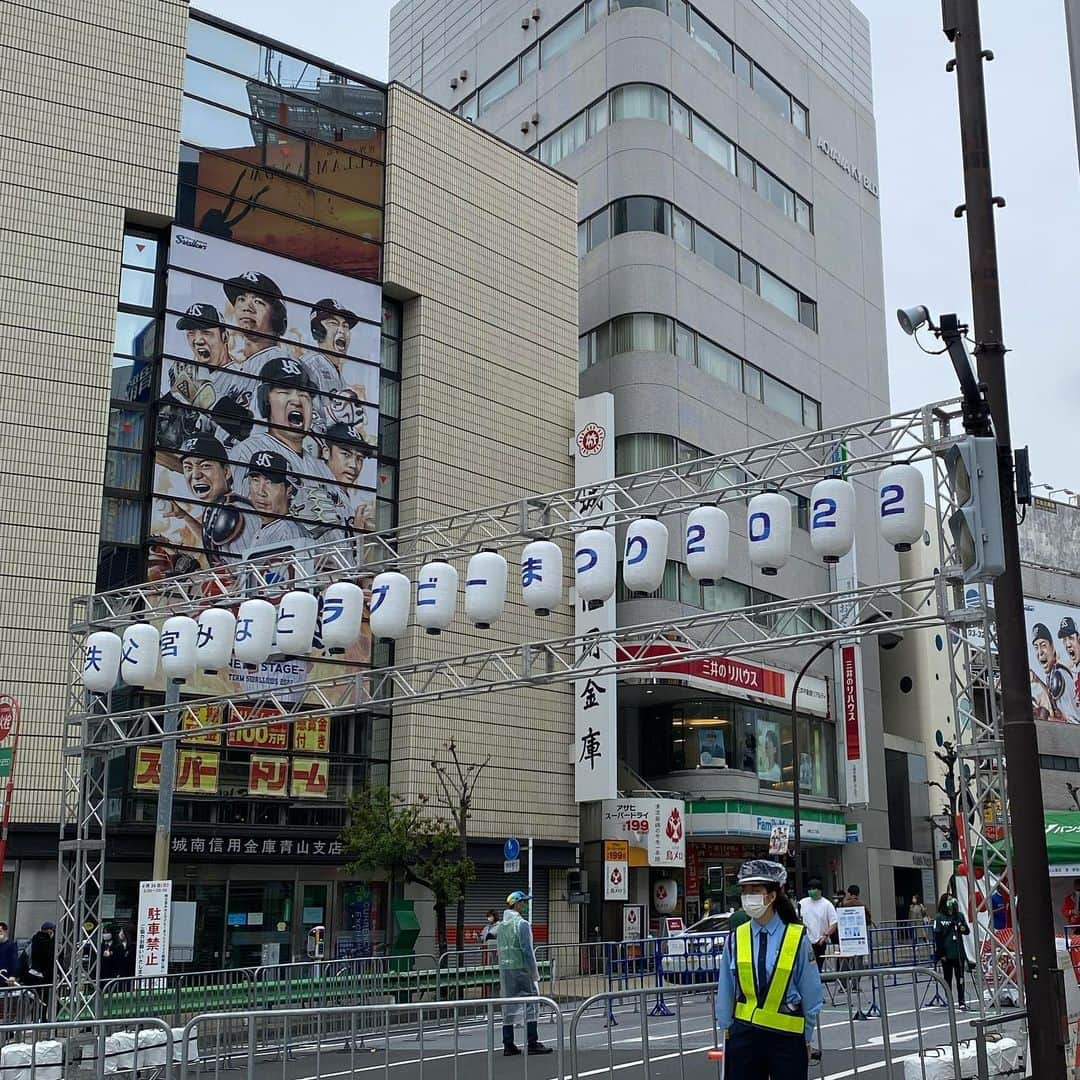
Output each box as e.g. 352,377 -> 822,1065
689,10 -> 733,68
542,9 -> 586,65
757,268 -> 800,320
611,84 -> 668,123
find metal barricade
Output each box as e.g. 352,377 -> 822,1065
179,994 -> 564,1079
98,966 -> 256,1025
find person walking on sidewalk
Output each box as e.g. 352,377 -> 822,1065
496,891 -> 552,1056
798,878 -> 838,971
716,860 -> 823,1079
933,894 -> 971,1010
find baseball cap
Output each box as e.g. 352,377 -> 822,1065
176,303 -> 222,330
1032,622 -> 1053,645
311,298 -> 359,327
259,356 -> 317,393
736,859 -> 787,887
324,422 -> 372,452
223,270 -> 284,305
506,890 -> 531,905
247,450 -> 292,486
179,435 -> 228,462
1060,617 -> 1079,639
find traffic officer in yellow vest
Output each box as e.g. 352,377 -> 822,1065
716,860 -> 824,1078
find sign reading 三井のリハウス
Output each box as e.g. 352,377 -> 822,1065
573,394 -> 617,803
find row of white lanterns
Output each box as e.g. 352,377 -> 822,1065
82,466 -> 925,692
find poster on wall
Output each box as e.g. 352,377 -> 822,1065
150,226 -> 381,581
1024,597 -> 1080,723
753,714 -> 782,782
601,799 -> 686,867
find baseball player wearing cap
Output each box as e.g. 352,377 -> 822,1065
496,891 -> 552,1056
1030,621 -> 1080,722
304,298 -> 359,396
222,271 -> 300,383
321,423 -> 377,531
172,436 -> 260,564
716,860 -> 823,1079
1059,616 -> 1080,715
240,450 -> 310,559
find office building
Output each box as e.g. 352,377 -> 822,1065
391,0 -> 904,927
2,2 -> 578,959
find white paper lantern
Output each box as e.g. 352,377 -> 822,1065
878,464 -> 926,552
465,551 -> 508,629
369,571 -> 411,641
195,608 -> 235,674
653,878 -> 679,915
623,518 -> 669,594
276,591 -> 319,657
521,540 -> 562,616
82,631 -> 122,694
320,583 -> 364,654
575,529 -> 616,609
159,615 -> 198,683
747,492 -> 792,576
416,560 -> 459,635
685,506 -> 730,585
809,478 -> 856,564
120,622 -> 160,687
233,599 -> 276,667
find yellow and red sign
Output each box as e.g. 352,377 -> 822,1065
182,705 -> 223,746
226,708 -> 289,751
291,758 -> 329,799
248,755 -> 290,797
293,715 -> 331,754
134,747 -> 220,795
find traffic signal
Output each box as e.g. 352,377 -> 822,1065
945,435 -> 1006,583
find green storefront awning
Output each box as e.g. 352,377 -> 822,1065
1045,812 -> 1080,875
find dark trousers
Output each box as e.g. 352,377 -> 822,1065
941,958 -> 966,1005
811,941 -> 828,970
726,1020 -> 809,1080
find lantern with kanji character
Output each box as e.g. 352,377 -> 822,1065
320,582 -> 364,654
416,560 -> 458,635
196,607 -> 235,674
159,615 -> 198,683
276,590 -> 319,657
120,622 -> 159,687
685,505 -> 729,585
465,550 -> 507,629
809,478 -> 856,564
521,540 -> 562,615
369,571 -> 410,641
622,518 -> 669,594
233,599 -> 275,667
747,492 -> 791,576
82,631 -> 122,693
575,529 -> 616,609
878,463 -> 925,552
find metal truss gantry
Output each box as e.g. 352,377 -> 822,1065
58,398 -> 990,1021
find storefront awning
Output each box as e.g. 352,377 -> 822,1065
1045,812 -> 1080,876
687,799 -> 848,845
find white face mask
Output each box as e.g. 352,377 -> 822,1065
742,894 -> 770,918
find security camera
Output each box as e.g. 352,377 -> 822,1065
897,305 -> 931,336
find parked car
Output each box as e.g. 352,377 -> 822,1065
659,913 -> 732,982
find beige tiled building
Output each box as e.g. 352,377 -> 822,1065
0,4 -> 578,956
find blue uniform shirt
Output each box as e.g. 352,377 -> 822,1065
715,913 -> 825,1040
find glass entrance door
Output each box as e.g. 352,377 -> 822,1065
296,883 -> 330,959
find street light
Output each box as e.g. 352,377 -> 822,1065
789,611 -> 900,899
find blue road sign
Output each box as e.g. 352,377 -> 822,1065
504,837 -> 520,861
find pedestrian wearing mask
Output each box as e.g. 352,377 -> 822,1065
798,878 -> 838,970
716,860 -> 824,1079
932,894 -> 971,1010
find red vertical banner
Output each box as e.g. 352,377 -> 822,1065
0,696 -> 21,881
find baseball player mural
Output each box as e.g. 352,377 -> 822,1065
1026,600 -> 1080,723
150,228 -> 381,579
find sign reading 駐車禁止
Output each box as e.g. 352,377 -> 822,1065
573,394 -> 618,803
136,880 -> 172,978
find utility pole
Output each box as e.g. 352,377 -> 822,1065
943,2 -> 1067,1072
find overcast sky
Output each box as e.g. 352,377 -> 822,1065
196,0 -> 1079,492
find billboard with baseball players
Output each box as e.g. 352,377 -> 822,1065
150,227 -> 381,581
1026,597 -> 1080,723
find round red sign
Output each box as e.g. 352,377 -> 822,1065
0,702 -> 15,742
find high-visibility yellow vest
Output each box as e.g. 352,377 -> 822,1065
733,920 -> 806,1035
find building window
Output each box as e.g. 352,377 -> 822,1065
582,317 -> 821,426
478,62 -> 520,113
541,8 -> 587,65
536,83 -> 812,231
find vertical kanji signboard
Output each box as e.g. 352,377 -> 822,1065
135,880 -> 172,977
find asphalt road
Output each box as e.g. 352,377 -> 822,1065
185,987 -> 1008,1080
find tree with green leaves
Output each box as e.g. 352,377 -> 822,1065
341,784 -> 475,958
